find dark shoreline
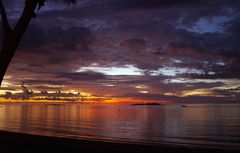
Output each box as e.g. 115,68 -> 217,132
0,131 -> 239,153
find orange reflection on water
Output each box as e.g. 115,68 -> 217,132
1,103 -> 239,149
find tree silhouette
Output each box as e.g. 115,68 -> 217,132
0,0 -> 76,86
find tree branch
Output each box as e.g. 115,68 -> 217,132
13,0 -> 38,40
0,0 -> 12,36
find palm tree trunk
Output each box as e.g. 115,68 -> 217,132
0,36 -> 19,86
0,1 -> 38,86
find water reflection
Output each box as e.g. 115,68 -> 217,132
0,103 -> 239,149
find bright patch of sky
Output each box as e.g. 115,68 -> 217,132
208,71 -> 216,75
148,67 -> 204,77
181,89 -> 214,97
139,91 -> 148,94
76,64 -> 144,76
135,85 -> 148,89
216,61 -> 226,66
77,64 -> 205,77
164,78 -> 239,85
171,59 -> 182,64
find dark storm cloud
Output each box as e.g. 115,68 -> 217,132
116,92 -> 238,103
114,0 -> 208,10
211,89 -> 240,98
25,80 -> 67,86
225,17 -> 240,36
36,0 -> 240,24
33,86 -> 63,91
165,27 -> 240,63
59,26 -> 94,51
56,71 -> 106,81
19,24 -> 95,52
14,23 -> 96,69
19,24 -> 46,49
2,0 -> 240,102
133,78 -> 225,94
120,38 -> 146,51
116,93 -> 168,100
189,69 -> 240,79
13,0 -> 239,63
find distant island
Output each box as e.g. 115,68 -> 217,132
131,102 -> 162,106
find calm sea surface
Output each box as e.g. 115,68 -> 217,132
0,103 -> 240,149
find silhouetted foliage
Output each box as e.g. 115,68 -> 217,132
0,0 -> 76,86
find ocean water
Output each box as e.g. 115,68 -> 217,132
0,103 -> 239,150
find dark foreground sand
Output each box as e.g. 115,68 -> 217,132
0,131 -> 239,153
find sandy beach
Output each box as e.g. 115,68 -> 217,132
0,130 -> 239,153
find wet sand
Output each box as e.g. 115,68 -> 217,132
0,131 -> 239,153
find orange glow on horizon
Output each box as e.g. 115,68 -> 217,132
100,97 -> 169,104
0,96 -> 169,104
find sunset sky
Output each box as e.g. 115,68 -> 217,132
0,0 -> 240,103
